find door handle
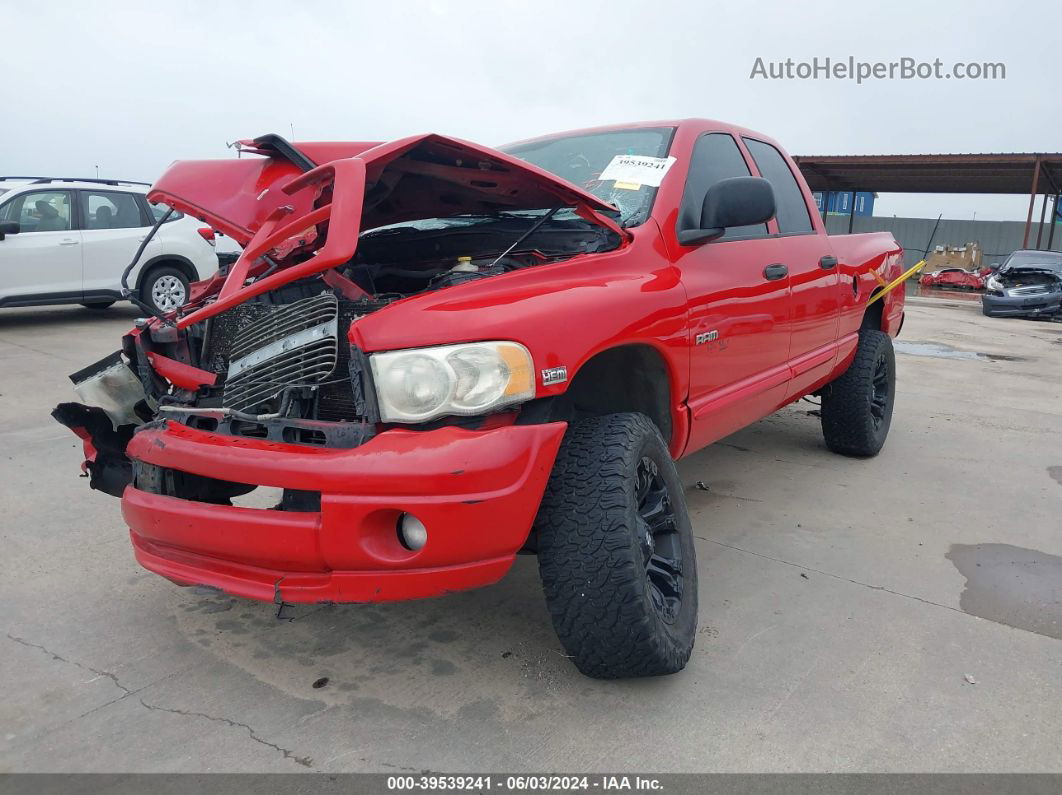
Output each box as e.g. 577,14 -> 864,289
763,263 -> 788,281
59,239 -> 79,246
819,255 -> 837,269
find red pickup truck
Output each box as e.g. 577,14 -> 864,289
54,119 -> 904,679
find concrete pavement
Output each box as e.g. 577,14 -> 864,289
1,298 -> 1060,772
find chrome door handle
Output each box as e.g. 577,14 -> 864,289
59,239 -> 79,246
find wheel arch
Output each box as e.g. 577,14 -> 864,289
134,255 -> 198,292
520,342 -> 680,452
861,289 -> 885,331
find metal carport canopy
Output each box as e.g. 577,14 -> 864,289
792,153 -> 1062,194
792,152 -> 1062,247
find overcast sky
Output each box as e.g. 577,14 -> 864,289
4,0 -> 1058,222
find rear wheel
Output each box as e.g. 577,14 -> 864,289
534,413 -> 697,679
141,265 -> 189,314
820,329 -> 896,457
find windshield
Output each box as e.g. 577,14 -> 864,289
362,207 -> 592,237
501,127 -> 675,227
1003,251 -> 1062,272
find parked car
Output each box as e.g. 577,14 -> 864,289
982,249 -> 1062,318
0,177 -> 219,314
52,122 -> 904,679
919,267 -> 989,290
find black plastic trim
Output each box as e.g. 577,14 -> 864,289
0,289 -> 122,308
251,134 -> 317,173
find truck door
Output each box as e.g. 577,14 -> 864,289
741,137 -> 841,398
674,132 -> 792,453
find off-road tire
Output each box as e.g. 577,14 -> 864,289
820,329 -> 896,457
534,413 -> 697,679
80,301 -> 115,310
141,265 -> 189,315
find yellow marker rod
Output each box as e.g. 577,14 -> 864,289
865,259 -> 926,307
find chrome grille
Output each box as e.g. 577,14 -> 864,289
223,293 -> 339,413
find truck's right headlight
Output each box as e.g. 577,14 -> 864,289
369,341 -> 535,423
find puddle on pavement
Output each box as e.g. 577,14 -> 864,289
894,340 -> 1024,362
946,544 -> 1062,640
1049,466 -> 1062,486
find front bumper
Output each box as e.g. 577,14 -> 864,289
123,420 -> 567,603
982,291 -> 1061,317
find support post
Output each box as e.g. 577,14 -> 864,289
1048,194 -> 1059,251
1036,191 -> 1048,249
1023,158 -> 1042,248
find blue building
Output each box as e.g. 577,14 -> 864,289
812,191 -> 876,216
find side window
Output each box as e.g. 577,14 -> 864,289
742,138 -> 814,234
147,201 -> 184,223
0,190 -> 73,233
80,191 -> 147,230
679,133 -> 766,240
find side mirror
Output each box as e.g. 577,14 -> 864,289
0,221 -> 19,241
678,176 -> 776,246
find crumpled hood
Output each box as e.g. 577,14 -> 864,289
148,133 -> 620,247
999,265 -> 1062,278
997,265 -> 1062,287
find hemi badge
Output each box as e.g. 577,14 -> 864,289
541,366 -> 568,385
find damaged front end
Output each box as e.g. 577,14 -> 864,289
983,262 -> 1062,319
52,132 -> 622,507
52,351 -> 146,496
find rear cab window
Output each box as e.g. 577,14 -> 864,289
742,138 -> 814,234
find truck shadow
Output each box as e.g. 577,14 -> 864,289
171,554 -> 687,721
169,411 -> 825,718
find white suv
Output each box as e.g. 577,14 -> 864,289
0,177 -> 219,314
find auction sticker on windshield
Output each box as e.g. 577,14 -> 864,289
598,155 -> 677,187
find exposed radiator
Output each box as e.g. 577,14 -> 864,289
222,293 -> 339,413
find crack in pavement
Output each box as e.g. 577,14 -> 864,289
6,632 -> 312,768
137,699 -> 312,768
692,537 -> 966,615
8,634 -> 132,695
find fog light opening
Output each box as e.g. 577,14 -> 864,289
398,513 -> 428,551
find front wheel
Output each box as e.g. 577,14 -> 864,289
820,329 -> 896,457
534,413 -> 697,679
141,265 -> 189,315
